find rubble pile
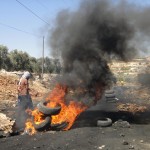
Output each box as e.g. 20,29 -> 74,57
0,113 -> 15,134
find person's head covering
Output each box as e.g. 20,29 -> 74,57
22,71 -> 31,79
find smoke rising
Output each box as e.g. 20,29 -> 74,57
47,0 -> 150,103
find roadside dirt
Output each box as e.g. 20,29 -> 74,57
0,71 -> 50,102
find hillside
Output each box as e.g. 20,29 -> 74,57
0,70 -> 51,110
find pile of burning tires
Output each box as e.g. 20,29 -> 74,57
33,101 -> 68,131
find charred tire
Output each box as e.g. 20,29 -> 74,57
97,118 -> 112,127
105,93 -> 115,98
37,101 -> 61,115
105,90 -> 115,94
33,116 -> 51,131
51,122 -> 69,131
106,97 -> 117,103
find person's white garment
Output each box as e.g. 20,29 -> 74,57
18,71 -> 30,85
22,71 -> 31,79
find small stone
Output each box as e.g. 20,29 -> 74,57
37,146 -> 40,149
140,140 -> 144,143
129,145 -> 134,149
122,141 -> 129,145
132,139 -> 135,142
120,133 -> 125,137
33,146 -> 40,149
98,145 -> 105,149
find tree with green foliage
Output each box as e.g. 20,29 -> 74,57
0,45 -> 12,70
0,44 -> 62,74
29,57 -> 41,73
9,49 -> 31,71
44,57 -> 55,73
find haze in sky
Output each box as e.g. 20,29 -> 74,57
0,0 -> 150,58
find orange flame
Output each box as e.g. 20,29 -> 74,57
32,109 -> 45,124
25,108 -> 45,135
25,84 -> 88,134
25,120 -> 36,135
46,84 -> 88,130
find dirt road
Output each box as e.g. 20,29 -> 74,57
0,114 -> 150,150
1,98 -> 150,150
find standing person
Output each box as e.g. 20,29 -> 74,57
15,71 -> 33,131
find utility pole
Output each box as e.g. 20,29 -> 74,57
42,36 -> 44,79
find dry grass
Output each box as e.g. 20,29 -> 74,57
117,103 -> 147,114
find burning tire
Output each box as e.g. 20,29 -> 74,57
97,117 -> 112,127
37,101 -> 61,115
33,116 -> 51,131
51,122 -> 69,131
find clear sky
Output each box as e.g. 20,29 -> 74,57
0,0 -> 80,58
0,0 -> 150,58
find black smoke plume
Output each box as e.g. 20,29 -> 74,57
47,0 -> 150,104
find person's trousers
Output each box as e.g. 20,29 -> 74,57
15,94 -> 33,130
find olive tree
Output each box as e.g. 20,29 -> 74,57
9,49 -> 31,71
0,45 -> 12,70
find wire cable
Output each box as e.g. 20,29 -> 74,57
16,0 -> 50,26
0,22 -> 41,37
36,0 -> 49,10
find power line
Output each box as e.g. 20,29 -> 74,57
35,0 -> 55,17
36,0 -> 49,10
0,22 -> 41,37
16,0 -> 50,26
